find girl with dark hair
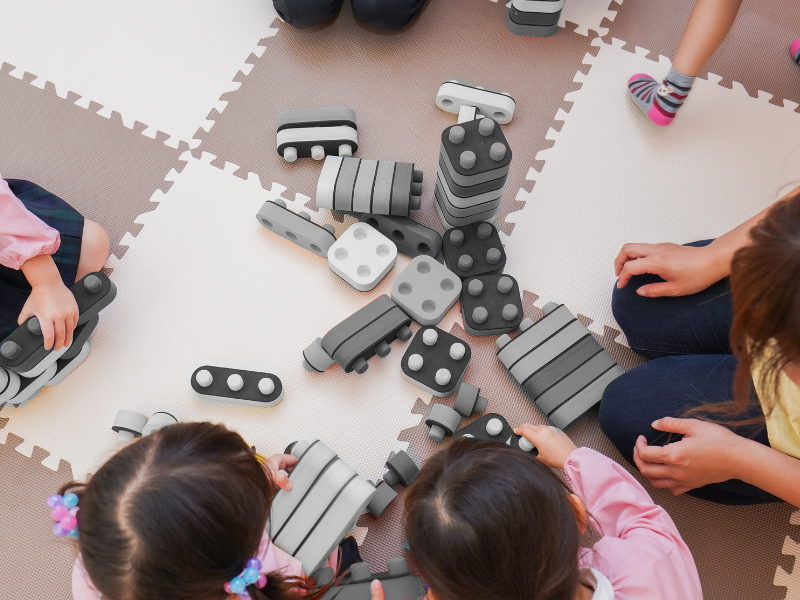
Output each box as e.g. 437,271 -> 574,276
60,421 -> 338,600
372,428 -> 701,600
601,186 -> 800,505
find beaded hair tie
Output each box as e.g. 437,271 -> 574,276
47,493 -> 79,538
224,558 -> 267,599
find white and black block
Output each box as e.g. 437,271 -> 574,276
453,413 -> 537,454
435,80 -> 516,124
276,107 -> 358,162
191,366 -> 283,406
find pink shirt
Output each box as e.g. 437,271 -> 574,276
0,176 -> 60,270
568,448 -> 703,600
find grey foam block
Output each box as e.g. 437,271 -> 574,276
508,321 -> 590,383
316,156 -> 343,210
334,156 -> 361,211
320,295 -> 397,359
548,365 -> 625,429
331,305 -> 411,373
508,6 -> 560,25
435,168 -> 504,208
401,326 -> 471,398
384,450 -> 419,487
276,126 -> 358,161
453,382 -> 488,418
460,274 -> 523,336
360,214 -> 442,258
433,192 -> 499,230
256,200 -> 336,258
302,337 -> 336,373
372,161 -> 395,216
533,350 -> 618,415
496,304 -> 575,368
276,107 -> 357,131
521,334 -> 603,401
0,367 -> 20,405
390,161 -> 413,216
352,159 -> 379,213
505,12 -> 559,37
6,362 -> 57,407
441,221 -> 506,279
439,118 -> 511,187
434,178 -> 503,217
0,271 -> 116,374
391,256 -> 460,327
424,403 -> 462,442
366,481 -> 398,517
438,156 -> 507,197
45,339 -> 92,387
191,366 -> 284,406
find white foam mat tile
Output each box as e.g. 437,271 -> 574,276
0,0 -> 278,148
0,153 -> 424,480
559,0 -> 619,36
504,38 -> 800,336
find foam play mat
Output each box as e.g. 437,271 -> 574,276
2,0 -> 800,598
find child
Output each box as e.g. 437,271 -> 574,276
383,425 -> 702,600
58,422 -> 340,600
0,177 -> 109,346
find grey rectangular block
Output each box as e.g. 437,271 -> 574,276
522,334 -> 603,400
390,161 -> 412,216
372,161 -> 395,216
508,320 -> 589,383
532,349 -> 618,415
496,304 -> 575,369
548,365 -> 625,429
256,200 -> 337,258
334,156 -> 361,211
435,177 -> 503,217
332,306 -> 410,372
436,167 -> 504,208
321,295 -> 397,358
352,159 -> 379,213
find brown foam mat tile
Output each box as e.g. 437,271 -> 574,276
359,290 -> 796,600
603,0 -> 800,110
0,62 -> 188,261
193,0 -> 599,235
0,426 -> 77,600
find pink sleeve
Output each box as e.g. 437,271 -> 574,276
257,530 -> 339,580
565,447 -> 703,600
0,176 -> 60,270
72,555 -> 101,600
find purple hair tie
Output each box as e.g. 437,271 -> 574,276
224,557 -> 267,599
47,493 -> 80,538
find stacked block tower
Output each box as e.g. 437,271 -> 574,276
435,117 -> 512,229
506,0 -> 563,37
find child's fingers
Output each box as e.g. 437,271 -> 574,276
370,580 -> 385,600
53,317 -> 66,351
280,453 -> 299,470
513,423 -> 548,441
41,317 -> 55,351
273,468 -> 293,492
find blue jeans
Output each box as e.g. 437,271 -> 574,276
599,240 -> 780,505
273,0 -> 429,31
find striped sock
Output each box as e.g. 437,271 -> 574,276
792,40 -> 800,66
627,67 -> 695,126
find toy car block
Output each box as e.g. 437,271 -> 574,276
440,119 -> 511,188
0,367 -> 20,406
275,107 -> 358,162
45,339 -> 92,388
390,256 -> 460,327
271,440 -> 383,575
316,156 -> 423,217
313,557 -> 425,600
383,450 -> 419,488
453,381 -> 489,418
0,272 -> 116,375
435,80 -> 516,125
460,274 -> 523,336
496,302 -> 625,428
453,413 -> 537,454
4,362 -> 57,408
401,326 -> 471,398
303,295 -> 412,374
257,198 -> 336,258
327,222 -> 397,292
191,366 -> 283,406
441,222 -> 506,279
424,382 -> 488,442
359,214 -> 442,259
111,409 -> 178,443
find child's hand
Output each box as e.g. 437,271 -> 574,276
370,580 -> 385,600
264,454 -> 299,491
514,424 -> 577,469
18,279 -> 79,351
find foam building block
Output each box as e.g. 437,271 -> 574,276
316,156 -> 423,217
435,118 -> 511,228
506,0 -> 563,37
45,340 -> 93,388
327,223 -> 397,292
4,363 -> 57,408
270,440 -> 388,575
496,302 -> 625,429
275,107 -> 358,162
441,222 -> 506,279
383,450 -> 419,488
359,214 -> 442,259
435,81 -> 516,125
424,382 -> 488,442
257,199 -> 337,258
401,327 -> 471,398
0,272 -> 116,376
453,413 -> 537,454
111,409 -> 178,443
313,557 -> 424,600
0,367 -> 20,406
460,274 -> 523,336
191,366 -> 283,407
390,256 -> 460,326
303,295 -> 412,375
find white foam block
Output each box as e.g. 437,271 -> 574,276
316,156 -> 343,210
327,223 -> 398,292
512,0 -> 564,14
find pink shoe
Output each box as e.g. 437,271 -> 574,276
791,39 -> 800,64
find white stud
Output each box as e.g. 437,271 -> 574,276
227,374 -> 244,391
408,354 -> 424,371
435,369 -> 451,386
486,418 -> 503,436
258,378 -> 275,395
450,343 -> 466,360
423,329 -> 439,346
196,369 -> 213,387
518,437 -> 535,452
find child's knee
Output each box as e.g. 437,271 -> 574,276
80,219 -> 110,273
352,0 -> 426,31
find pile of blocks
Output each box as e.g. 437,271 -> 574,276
435,117 -> 511,228
506,0 -> 563,37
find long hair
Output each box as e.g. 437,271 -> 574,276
60,422 -> 316,600
404,441 -> 582,600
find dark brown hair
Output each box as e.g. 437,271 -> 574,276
404,441 -> 582,600
61,422 -> 315,600
697,192 -> 800,426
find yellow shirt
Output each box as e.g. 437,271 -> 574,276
752,348 -> 800,460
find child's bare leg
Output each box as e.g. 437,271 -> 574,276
627,0 -> 743,126
76,219 -> 110,280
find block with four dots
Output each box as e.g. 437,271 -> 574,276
441,221 -> 506,279
191,365 -> 283,407
461,273 -> 523,336
401,326 -> 471,398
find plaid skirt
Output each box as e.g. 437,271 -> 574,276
0,180 -> 84,340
